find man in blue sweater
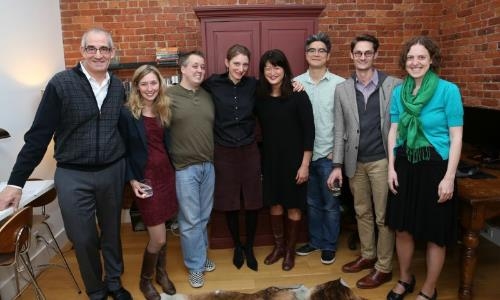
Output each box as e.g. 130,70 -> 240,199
0,28 -> 132,300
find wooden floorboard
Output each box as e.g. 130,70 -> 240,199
17,225 -> 500,299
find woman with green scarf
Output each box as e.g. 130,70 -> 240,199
385,36 -> 463,300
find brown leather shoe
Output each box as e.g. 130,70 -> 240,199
356,269 -> 392,289
342,256 -> 377,273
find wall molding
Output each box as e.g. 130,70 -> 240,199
194,5 -> 325,20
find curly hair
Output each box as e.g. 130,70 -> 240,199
126,65 -> 171,127
399,36 -> 441,72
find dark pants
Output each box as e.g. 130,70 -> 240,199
55,159 -> 125,300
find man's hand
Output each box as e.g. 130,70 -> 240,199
0,186 -> 23,210
292,80 -> 305,92
327,167 -> 343,190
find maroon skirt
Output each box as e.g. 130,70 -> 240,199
213,142 -> 263,211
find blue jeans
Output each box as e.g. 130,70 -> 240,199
306,157 -> 341,251
175,162 -> 215,272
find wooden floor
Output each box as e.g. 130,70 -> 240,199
18,225 -> 500,300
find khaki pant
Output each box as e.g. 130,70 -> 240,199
349,158 -> 394,273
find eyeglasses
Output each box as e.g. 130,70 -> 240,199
352,51 -> 375,58
84,46 -> 112,55
306,48 -> 328,55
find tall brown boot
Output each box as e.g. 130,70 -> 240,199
282,219 -> 300,271
264,214 -> 285,265
140,249 -> 161,300
156,245 -> 176,295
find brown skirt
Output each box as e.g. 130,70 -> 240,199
213,142 -> 263,211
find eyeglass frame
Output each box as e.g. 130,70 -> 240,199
83,46 -> 113,55
306,48 -> 329,55
352,50 -> 375,58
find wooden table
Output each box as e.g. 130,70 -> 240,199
0,180 -> 55,222
457,161 -> 500,299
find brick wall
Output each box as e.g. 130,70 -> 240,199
439,0 -> 499,108
59,0 -> 499,109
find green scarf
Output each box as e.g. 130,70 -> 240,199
398,71 -> 439,163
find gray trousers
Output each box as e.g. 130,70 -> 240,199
55,159 -> 125,299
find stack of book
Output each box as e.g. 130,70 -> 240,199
156,47 -> 179,66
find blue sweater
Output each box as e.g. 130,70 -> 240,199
390,78 -> 463,160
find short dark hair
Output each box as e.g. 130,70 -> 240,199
226,44 -> 251,61
179,50 -> 205,67
257,49 -> 294,98
305,32 -> 332,53
350,34 -> 379,53
399,36 -> 441,72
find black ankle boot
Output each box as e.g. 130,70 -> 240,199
244,244 -> 258,271
233,245 -> 244,269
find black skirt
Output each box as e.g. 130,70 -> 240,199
386,146 -> 457,246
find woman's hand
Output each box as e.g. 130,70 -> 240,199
295,165 -> 309,184
388,168 -> 399,195
437,126 -> 461,203
130,179 -> 149,199
387,123 -> 399,195
437,176 -> 454,203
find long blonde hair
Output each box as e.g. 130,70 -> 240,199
126,65 -> 171,127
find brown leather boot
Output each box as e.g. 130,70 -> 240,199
140,249 -> 161,300
156,245 -> 176,295
264,214 -> 285,265
282,219 -> 300,271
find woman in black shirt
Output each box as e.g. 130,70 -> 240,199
202,45 -> 262,271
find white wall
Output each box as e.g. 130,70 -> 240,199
0,1 -> 64,178
0,1 -> 66,298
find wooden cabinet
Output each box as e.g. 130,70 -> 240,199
195,5 -> 325,77
195,5 -> 325,249
260,20 -> 316,76
204,21 -> 260,76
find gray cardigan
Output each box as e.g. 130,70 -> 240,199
332,72 -> 402,178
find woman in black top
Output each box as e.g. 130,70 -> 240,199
255,49 -> 315,271
202,45 -> 263,271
